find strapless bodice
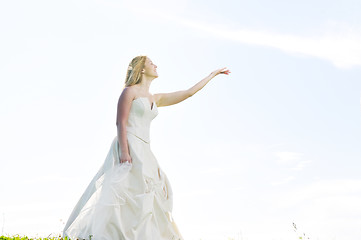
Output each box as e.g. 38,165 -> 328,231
126,97 -> 158,143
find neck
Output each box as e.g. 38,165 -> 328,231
138,75 -> 154,93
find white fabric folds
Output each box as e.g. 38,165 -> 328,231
63,97 -> 183,240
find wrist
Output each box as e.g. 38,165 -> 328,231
121,149 -> 130,155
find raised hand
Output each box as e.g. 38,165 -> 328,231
210,67 -> 231,77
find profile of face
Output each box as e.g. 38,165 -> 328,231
142,57 -> 158,79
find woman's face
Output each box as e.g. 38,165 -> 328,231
143,57 -> 158,78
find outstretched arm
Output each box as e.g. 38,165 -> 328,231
154,67 -> 230,107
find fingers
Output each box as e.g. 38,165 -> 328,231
219,67 -> 231,75
121,160 -> 132,164
120,158 -> 132,164
211,67 -> 230,77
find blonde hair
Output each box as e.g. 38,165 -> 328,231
124,55 -> 147,87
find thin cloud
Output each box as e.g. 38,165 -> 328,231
275,151 -> 303,164
291,160 -> 312,171
271,176 -> 296,186
177,18 -> 361,69
131,6 -> 361,69
273,179 -> 361,209
274,151 -> 311,171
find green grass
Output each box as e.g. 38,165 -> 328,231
0,235 -> 92,240
1,222 -> 311,240
0,236 -> 66,240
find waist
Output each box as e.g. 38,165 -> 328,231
127,130 -> 150,144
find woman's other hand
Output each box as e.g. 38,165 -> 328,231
120,152 -> 132,164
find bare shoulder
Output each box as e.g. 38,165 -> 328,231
119,86 -> 137,103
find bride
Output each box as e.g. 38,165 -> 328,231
63,55 -> 230,240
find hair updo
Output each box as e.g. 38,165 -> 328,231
124,55 -> 147,87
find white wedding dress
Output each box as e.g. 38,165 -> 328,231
63,97 -> 184,240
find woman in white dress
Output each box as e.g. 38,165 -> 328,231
63,55 -> 230,240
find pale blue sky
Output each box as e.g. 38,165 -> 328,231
1,0 -> 361,239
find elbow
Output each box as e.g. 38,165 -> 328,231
186,89 -> 194,98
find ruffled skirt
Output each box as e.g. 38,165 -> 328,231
63,134 -> 183,240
